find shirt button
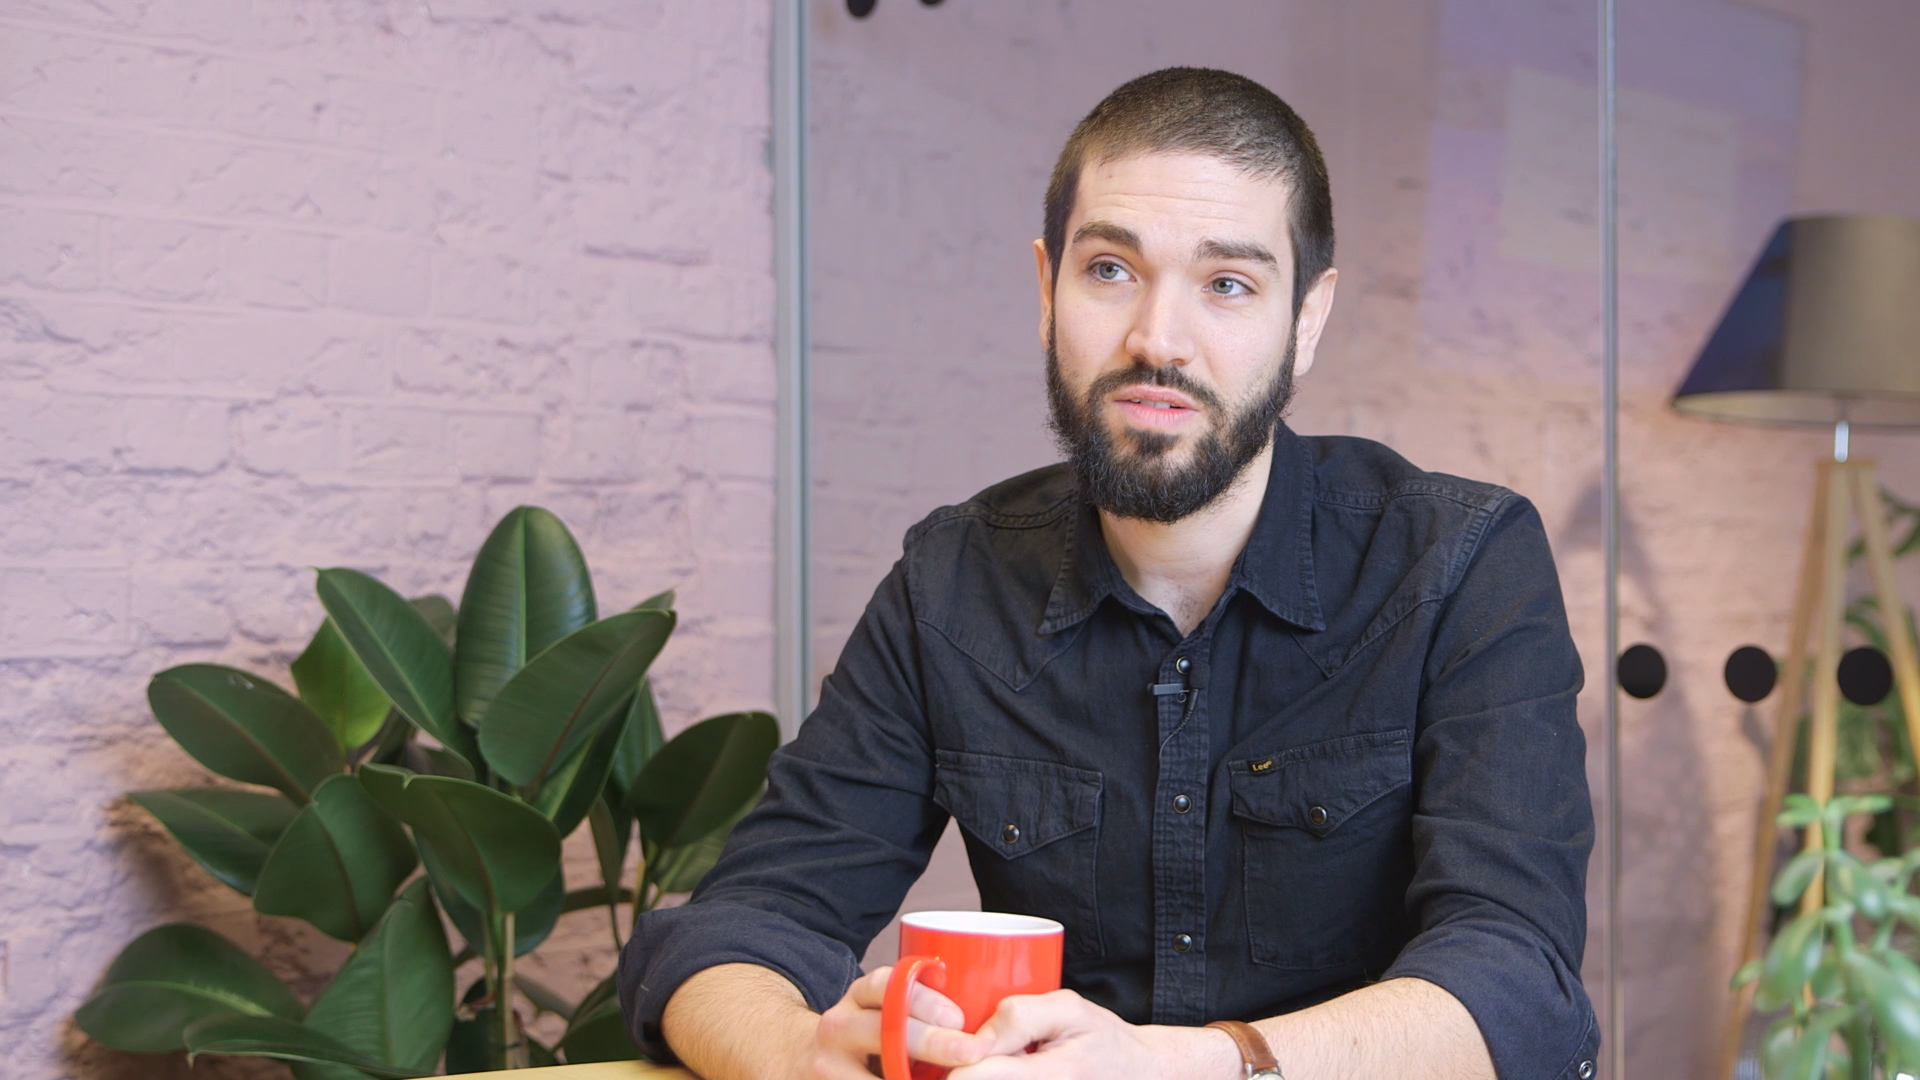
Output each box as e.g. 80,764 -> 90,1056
1577,1062 -> 1593,1080
1175,656 -> 1192,674
1173,933 -> 1193,953
1172,794 -> 1192,813
1001,824 -> 1020,844
1307,805 -> 1329,827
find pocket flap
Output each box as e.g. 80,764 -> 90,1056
933,750 -> 1101,859
1228,729 -> 1411,837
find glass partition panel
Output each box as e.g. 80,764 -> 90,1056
1616,1 -> 1920,1076
804,0 -> 1610,1059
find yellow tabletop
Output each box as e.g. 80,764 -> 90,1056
459,1062 -> 694,1079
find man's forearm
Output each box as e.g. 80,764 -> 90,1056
1246,977 -> 1495,1080
660,963 -> 817,1080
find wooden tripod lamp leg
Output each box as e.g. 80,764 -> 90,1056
1802,462 -> 1855,913
1720,463 -> 1830,1080
1852,464 -> 1920,778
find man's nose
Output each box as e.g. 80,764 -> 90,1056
1123,280 -> 1197,369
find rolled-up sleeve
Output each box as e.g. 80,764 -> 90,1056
1380,496 -> 1600,1080
617,557 -> 948,1062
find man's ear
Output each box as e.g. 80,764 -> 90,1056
1289,267 -> 1339,378
1033,238 -> 1054,353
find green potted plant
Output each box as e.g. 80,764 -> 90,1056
1737,793 -> 1920,1079
75,506 -> 779,1074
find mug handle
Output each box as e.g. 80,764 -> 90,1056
881,954 -> 947,1080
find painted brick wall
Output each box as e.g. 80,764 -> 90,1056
0,2 -> 774,1076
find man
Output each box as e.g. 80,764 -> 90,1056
620,68 -> 1597,1080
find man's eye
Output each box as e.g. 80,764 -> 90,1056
1210,278 -> 1248,296
1092,261 -> 1129,282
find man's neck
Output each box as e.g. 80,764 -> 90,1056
1098,442 -> 1274,637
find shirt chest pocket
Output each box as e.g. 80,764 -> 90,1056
1228,729 -> 1415,973
933,750 -> 1105,961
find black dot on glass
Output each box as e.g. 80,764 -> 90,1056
848,0 -> 876,17
1724,645 -> 1777,703
1618,644 -> 1667,700
1839,646 -> 1894,706
920,0 -> 945,6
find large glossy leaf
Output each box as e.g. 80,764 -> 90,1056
183,1014 -> 427,1079
646,790 -> 758,896
317,569 -> 475,766
401,742 -> 477,782
455,506 -> 598,727
629,711 -> 780,849
253,775 -> 417,942
588,799 -> 631,934
595,680 -> 661,908
148,665 -> 344,804
634,588 -> 675,612
562,884 -> 633,914
75,923 -> 302,1053
291,1055 -> 375,1080
362,713 -> 412,768
292,619 -> 392,752
359,764 -> 560,914
129,788 -> 299,896
527,698 -> 630,839
559,974 -> 641,1064
608,678 -> 666,804
301,879 -> 453,1075
477,609 -> 676,787
514,974 -> 577,1021
425,843 -> 565,959
410,594 -> 458,648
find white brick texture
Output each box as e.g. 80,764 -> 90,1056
0,3 -> 775,1076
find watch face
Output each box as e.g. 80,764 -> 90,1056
1250,1071 -> 1285,1080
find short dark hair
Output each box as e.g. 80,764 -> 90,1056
1043,67 -> 1335,314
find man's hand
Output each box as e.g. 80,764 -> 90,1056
947,990 -> 1239,1080
663,963 -> 990,1080
806,966 -> 990,1078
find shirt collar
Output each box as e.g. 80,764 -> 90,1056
1037,422 -> 1326,636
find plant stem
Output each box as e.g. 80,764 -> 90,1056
480,913 -> 504,1070
633,840 -> 649,932
499,911 -> 526,1069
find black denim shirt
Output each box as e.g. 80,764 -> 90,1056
620,423 -> 1599,1080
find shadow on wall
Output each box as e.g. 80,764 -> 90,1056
1562,474 -> 1724,1069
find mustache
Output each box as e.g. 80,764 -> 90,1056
1085,360 -> 1225,414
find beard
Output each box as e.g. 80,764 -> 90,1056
1045,319 -> 1297,524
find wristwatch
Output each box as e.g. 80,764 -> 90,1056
1206,1019 -> 1286,1080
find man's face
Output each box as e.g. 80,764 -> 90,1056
1036,151 -> 1335,523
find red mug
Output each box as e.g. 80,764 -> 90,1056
880,911 -> 1064,1080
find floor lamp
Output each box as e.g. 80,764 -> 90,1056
1677,215 -> 1920,1080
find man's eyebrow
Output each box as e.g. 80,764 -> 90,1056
1196,237 -> 1279,268
1071,220 -> 1142,251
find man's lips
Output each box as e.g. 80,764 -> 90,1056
1109,386 -> 1201,429
1110,385 -> 1199,410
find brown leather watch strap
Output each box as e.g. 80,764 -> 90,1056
1206,1019 -> 1283,1078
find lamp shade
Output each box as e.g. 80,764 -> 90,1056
1672,214 -> 1920,427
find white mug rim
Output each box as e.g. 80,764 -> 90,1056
900,910 -> 1064,937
